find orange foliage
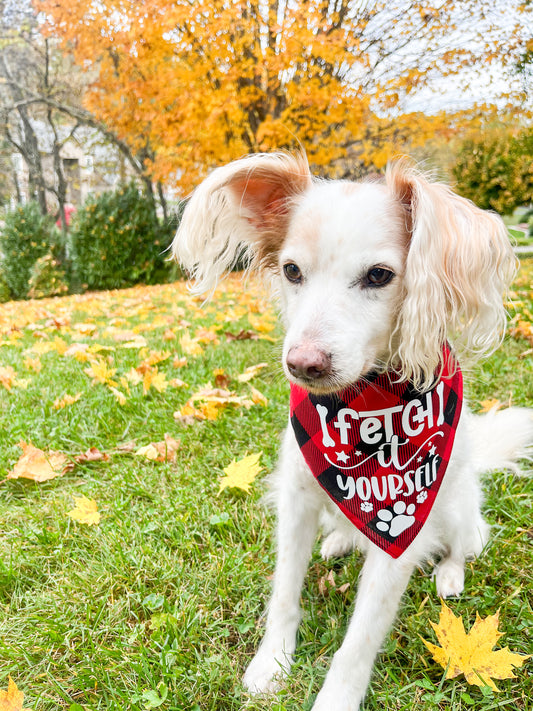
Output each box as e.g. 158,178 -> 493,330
36,1 -> 532,192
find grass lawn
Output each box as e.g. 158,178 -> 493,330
0,262 -> 532,711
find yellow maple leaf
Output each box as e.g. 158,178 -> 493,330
179,331 -> 204,356
84,358 -> 118,386
218,452 -> 262,494
0,676 -> 32,711
142,367 -> 168,394
67,496 -> 101,525
248,312 -> 276,333
6,442 -> 72,482
173,402 -> 206,423
422,602 -> 530,691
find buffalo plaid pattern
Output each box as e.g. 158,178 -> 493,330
290,346 -> 463,558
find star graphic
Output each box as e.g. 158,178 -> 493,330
428,445 -> 437,457
355,450 -> 362,457
417,456 -> 423,463
335,450 -> 350,464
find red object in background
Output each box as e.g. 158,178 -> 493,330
56,204 -> 76,228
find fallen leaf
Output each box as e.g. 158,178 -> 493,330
142,367 -> 168,394
26,341 -> 55,355
0,676 -> 32,711
218,452 -> 262,494
53,393 -> 82,410
249,385 -> 268,406
248,311 -> 276,333
237,362 -> 268,382
115,440 -> 137,453
123,367 -> 143,386
213,368 -> 230,388
224,329 -> 259,341
67,496 -> 101,525
179,331 -> 203,356
422,602 -> 530,691
139,350 -> 171,368
135,434 -> 180,462
6,442 -> 72,482
479,398 -> 502,413
64,342 -> 90,361
75,447 -> 109,463
23,356 -> 42,373
194,326 -> 219,345
120,336 -> 148,349
169,378 -> 188,388
172,356 -> 187,368
108,386 -> 128,405
73,322 -> 97,335
174,403 -> 206,423
0,365 -> 17,390
84,358 -> 118,386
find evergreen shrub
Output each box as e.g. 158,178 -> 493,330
0,202 -> 55,299
28,254 -> 69,299
69,183 -> 172,291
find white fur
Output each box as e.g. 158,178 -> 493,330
172,153 -> 533,710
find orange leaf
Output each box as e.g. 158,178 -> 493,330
0,676 -> 32,711
6,442 -> 72,482
75,447 -> 109,463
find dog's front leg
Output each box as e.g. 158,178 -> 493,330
243,438 -> 320,694
312,548 -> 414,711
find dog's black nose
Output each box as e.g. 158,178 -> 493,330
286,346 -> 332,381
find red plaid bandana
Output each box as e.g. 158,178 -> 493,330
290,346 -> 463,558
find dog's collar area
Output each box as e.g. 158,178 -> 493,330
289,344 -> 463,558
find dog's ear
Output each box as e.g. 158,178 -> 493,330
387,160 -> 517,389
172,152 -> 312,293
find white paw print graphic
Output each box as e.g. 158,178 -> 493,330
376,501 -> 416,537
417,490 -> 428,504
360,501 -> 373,513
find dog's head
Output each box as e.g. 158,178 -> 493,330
172,153 -> 516,393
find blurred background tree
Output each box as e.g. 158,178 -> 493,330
34,0 -> 533,192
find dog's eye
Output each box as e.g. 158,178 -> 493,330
364,267 -> 394,288
283,262 -> 302,284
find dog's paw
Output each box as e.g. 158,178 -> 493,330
320,530 -> 355,560
243,651 -> 289,695
434,559 -> 465,598
311,681 -> 361,711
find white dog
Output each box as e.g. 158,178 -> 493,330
172,153 -> 532,710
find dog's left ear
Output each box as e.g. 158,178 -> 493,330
387,161 -> 517,389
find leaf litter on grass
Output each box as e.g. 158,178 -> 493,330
0,268 -> 530,706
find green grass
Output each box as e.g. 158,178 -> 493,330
0,264 -> 532,711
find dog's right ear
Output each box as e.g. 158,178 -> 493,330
172,152 -> 312,293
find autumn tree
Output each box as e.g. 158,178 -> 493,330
36,0 -> 533,193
